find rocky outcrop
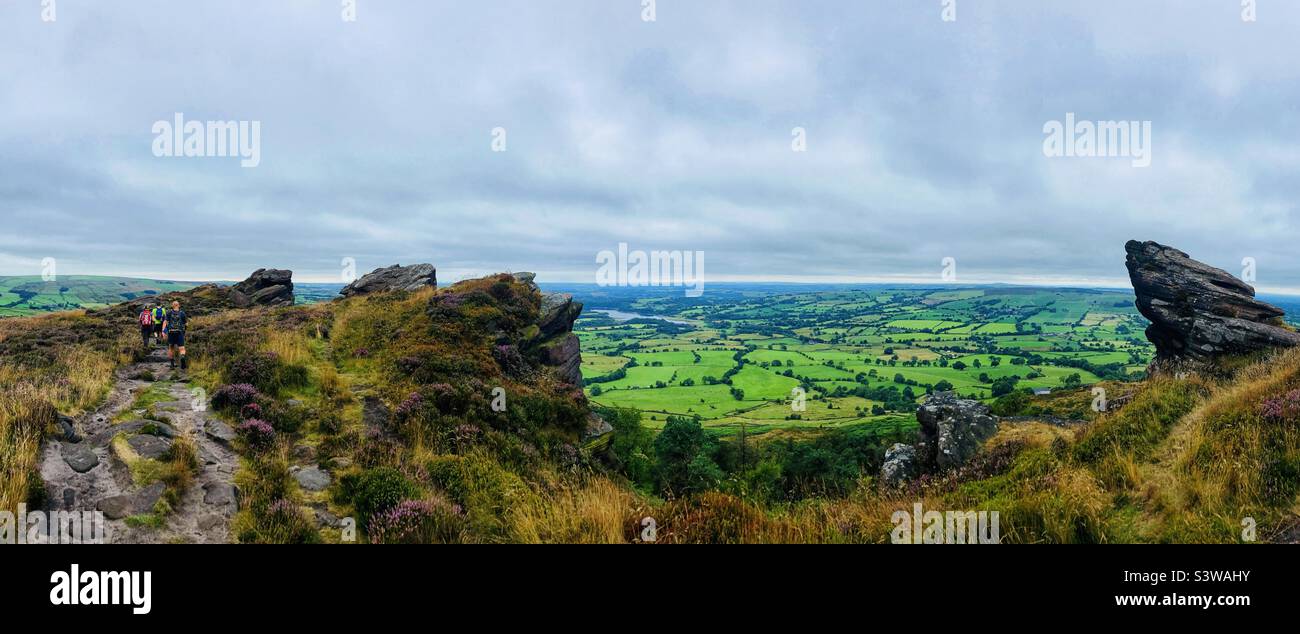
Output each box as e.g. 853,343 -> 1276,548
879,443 -> 918,487
229,268 -> 295,308
1125,240 -> 1300,364
533,291 -> 586,385
916,392 -> 999,472
100,268 -> 295,321
538,292 -> 583,338
875,392 -> 1000,486
341,263 -> 437,297
506,272 -> 586,387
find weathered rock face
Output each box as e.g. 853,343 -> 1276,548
511,272 -> 586,387
538,292 -> 583,339
340,263 -> 437,297
535,296 -> 584,386
540,334 -> 583,386
916,392 -> 999,471
879,443 -> 918,487
229,268 -> 295,308
1125,240 -> 1300,364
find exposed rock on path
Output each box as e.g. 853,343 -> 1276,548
38,345 -> 239,543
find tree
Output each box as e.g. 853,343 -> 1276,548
604,407 -> 654,489
653,416 -> 721,496
991,376 -> 1019,397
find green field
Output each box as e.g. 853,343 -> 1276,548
0,276 -> 345,318
568,285 -> 1153,436
0,275 -> 199,317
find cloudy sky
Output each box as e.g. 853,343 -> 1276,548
2,1 -> 1298,290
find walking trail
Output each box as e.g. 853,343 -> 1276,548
38,341 -> 239,543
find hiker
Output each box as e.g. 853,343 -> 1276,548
138,305 -> 154,348
152,304 -> 166,342
162,300 -> 188,370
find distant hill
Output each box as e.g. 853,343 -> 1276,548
0,276 -> 199,317
293,283 -> 345,304
0,276 -> 348,318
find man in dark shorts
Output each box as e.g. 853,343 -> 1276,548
163,300 -> 188,370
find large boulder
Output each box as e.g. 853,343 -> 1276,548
915,392 -> 999,471
538,292 -> 583,338
340,264 -> 436,297
1125,240 -> 1300,365
879,443 -> 919,487
532,288 -> 584,386
229,268 -> 295,307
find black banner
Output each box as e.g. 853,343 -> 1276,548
0,545 -> 1286,623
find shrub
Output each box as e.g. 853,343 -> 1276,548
339,467 -> 419,529
211,383 -> 260,413
225,351 -> 308,396
259,499 -> 320,544
493,344 -> 527,376
394,392 -> 424,422
240,402 -> 263,420
236,419 -> 276,452
367,498 -> 465,544
1261,389 -> 1300,422
264,400 -> 306,434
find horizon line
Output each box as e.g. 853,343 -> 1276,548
8,270 -> 1300,297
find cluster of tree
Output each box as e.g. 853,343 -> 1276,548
583,366 -> 627,386
599,407 -> 915,502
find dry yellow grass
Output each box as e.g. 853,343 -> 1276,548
0,342 -> 119,512
506,476 -> 636,544
262,328 -> 313,367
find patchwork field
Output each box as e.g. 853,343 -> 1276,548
564,284 -> 1155,436
0,277 -> 345,318
0,275 -> 198,317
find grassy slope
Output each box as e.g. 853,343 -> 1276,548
641,349 -> 1300,543
6,278 -> 1299,543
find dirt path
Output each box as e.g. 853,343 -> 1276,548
38,341 -> 239,543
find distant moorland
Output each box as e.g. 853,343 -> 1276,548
0,276 -> 345,317
0,276 -> 199,317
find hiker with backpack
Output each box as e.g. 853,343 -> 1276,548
138,305 -> 155,348
162,300 -> 189,370
152,304 -> 166,343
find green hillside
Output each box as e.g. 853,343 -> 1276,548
0,276 -> 198,317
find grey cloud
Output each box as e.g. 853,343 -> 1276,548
1,1 -> 1299,289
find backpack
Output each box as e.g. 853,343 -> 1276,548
167,309 -> 187,332
139,310 -> 153,326
153,307 -> 165,321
